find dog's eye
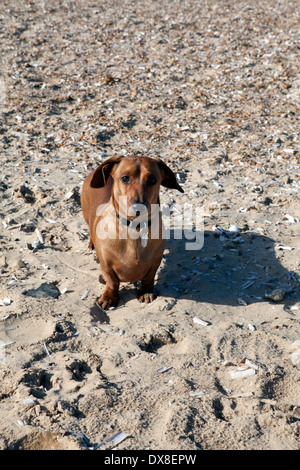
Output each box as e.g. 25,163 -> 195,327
148,175 -> 157,186
121,175 -> 130,184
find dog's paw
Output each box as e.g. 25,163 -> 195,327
138,292 -> 156,303
98,290 -> 118,309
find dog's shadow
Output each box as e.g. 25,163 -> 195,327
157,229 -> 299,308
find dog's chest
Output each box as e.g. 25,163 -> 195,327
109,240 -> 156,282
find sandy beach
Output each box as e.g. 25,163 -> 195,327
0,0 -> 299,450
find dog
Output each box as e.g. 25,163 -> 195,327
81,154 -> 184,309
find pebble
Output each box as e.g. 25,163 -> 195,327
265,288 -> 285,302
290,341 -> 300,365
24,283 -> 61,299
291,351 -> 300,365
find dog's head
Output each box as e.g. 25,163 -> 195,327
90,154 -> 184,219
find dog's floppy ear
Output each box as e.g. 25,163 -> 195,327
155,157 -> 184,193
90,154 -> 124,188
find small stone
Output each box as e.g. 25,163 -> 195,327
291,351 -> 300,365
24,283 -> 61,299
17,259 -> 27,269
265,288 -> 285,302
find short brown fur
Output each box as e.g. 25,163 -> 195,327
81,155 -> 183,309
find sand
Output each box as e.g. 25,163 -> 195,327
0,0 -> 299,450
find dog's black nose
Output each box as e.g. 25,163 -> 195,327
131,201 -> 147,216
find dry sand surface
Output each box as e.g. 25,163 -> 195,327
0,0 -> 299,451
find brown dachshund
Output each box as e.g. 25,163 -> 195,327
81,155 -> 184,309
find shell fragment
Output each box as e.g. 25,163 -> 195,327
189,391 -> 204,397
193,316 -> 210,326
35,228 -> 44,244
157,366 -> 172,374
229,358 -> 259,379
81,288 -> 91,300
95,431 -> 128,450
229,368 -> 256,379
284,214 -> 299,224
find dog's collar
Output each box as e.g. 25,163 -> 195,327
116,213 -> 152,228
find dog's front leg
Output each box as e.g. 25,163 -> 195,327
98,267 -> 120,309
138,262 -> 162,303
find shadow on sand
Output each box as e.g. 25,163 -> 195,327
159,229 -> 299,307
